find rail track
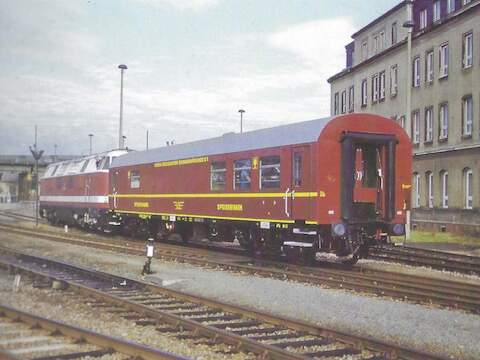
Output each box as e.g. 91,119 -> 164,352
2,208 -> 480,276
0,246 -> 446,360
1,223 -> 479,314
0,303 -> 184,360
370,244 -> 480,275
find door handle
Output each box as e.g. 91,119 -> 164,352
284,188 -> 290,217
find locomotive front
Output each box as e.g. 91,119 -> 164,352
313,113 -> 412,263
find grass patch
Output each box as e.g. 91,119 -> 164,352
393,231 -> 479,245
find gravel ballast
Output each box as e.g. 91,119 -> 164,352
0,232 -> 479,360
0,272 -> 252,359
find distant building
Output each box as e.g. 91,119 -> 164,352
0,155 -> 74,202
328,0 -> 479,235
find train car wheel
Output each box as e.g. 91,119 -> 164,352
233,228 -> 253,251
175,222 -> 192,243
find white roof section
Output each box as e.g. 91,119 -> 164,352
42,149 -> 128,179
112,117 -> 332,168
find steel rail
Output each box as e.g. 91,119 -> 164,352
0,303 -> 186,360
1,223 -> 479,313
0,247 -> 447,360
370,244 -> 480,275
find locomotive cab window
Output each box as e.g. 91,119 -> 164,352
130,170 -> 140,189
234,159 -> 251,190
211,161 -> 226,191
260,156 -> 280,189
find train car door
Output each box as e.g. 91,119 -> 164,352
290,146 -> 311,220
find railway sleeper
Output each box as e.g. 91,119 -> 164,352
301,347 -> 362,358
209,320 -> 263,329
228,326 -> 285,335
269,338 -> 330,349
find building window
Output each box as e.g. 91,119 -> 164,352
210,161 -> 226,191
439,43 -> 449,78
439,103 -> 449,140
462,95 -> 473,136
433,1 -> 441,22
413,173 -> 420,208
348,86 -> 354,112
234,159 -> 251,190
130,170 -> 140,189
462,32 -> 473,68
413,56 -> 420,87
372,74 -> 379,102
260,156 -> 280,189
334,92 -> 339,115
361,79 -> 368,106
425,107 -> 433,143
390,65 -> 398,96
447,0 -> 455,13
426,50 -> 434,83
419,9 -> 428,30
379,71 -> 385,100
464,168 -> 473,209
412,110 -> 420,144
391,22 -> 397,44
426,171 -> 434,208
361,40 -> 368,60
341,90 -> 347,114
399,115 -> 406,129
440,170 -> 448,208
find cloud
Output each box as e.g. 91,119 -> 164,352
0,2 -> 354,156
129,0 -> 219,11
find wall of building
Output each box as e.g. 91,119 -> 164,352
351,5 -> 409,67
329,1 -> 480,235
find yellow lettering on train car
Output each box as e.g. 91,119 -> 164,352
173,201 -> 185,210
319,191 -> 326,198
401,184 -> 412,189
252,157 -> 259,170
154,156 -> 209,168
134,202 -> 149,208
217,204 -> 243,211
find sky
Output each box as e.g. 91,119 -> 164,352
0,0 -> 398,156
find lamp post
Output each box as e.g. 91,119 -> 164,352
118,64 -> 128,149
403,3 -> 414,242
238,109 -> 245,133
29,125 -> 43,227
146,129 -> 149,150
88,133 -> 94,155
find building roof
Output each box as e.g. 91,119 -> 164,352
351,1 -> 410,38
112,117 -> 332,168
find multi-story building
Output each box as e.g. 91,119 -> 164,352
328,0 -> 479,235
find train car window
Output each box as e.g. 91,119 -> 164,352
361,145 -> 379,188
130,170 -> 140,189
97,157 -> 109,170
211,162 -> 226,191
234,159 -> 251,190
260,156 -> 280,189
293,153 -> 302,186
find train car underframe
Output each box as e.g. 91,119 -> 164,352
115,213 -> 391,265
40,205 -> 112,232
